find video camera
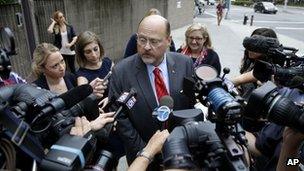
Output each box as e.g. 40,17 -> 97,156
162,65 -> 249,171
0,27 -> 15,80
0,83 -> 138,170
243,35 -> 304,88
245,81 -> 304,133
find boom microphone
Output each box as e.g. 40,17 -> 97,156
67,94 -> 99,121
242,35 -> 280,54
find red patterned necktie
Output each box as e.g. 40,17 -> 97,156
153,67 -> 169,102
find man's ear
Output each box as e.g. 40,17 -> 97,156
167,35 -> 172,47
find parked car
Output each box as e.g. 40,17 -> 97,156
254,2 -> 278,14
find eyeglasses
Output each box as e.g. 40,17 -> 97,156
137,35 -> 163,48
187,36 -> 204,42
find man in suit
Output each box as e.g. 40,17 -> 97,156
109,15 -> 193,170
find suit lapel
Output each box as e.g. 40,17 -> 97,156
166,53 -> 178,97
135,55 -> 157,110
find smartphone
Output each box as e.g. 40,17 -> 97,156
102,71 -> 112,83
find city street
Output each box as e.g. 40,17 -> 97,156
201,5 -> 304,43
171,5 -> 304,78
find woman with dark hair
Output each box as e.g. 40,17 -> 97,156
47,10 -> 77,74
75,31 -> 124,168
232,27 -> 283,99
75,31 -> 113,100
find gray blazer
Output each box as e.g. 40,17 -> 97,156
109,52 -> 193,163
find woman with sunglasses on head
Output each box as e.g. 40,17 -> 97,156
75,31 -> 125,169
32,43 -> 76,94
177,23 -> 221,74
75,31 -> 114,100
47,10 -> 77,74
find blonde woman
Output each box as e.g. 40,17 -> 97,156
32,43 -> 76,94
47,10 -> 77,74
177,23 -> 221,74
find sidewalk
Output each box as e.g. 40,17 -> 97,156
171,15 -> 304,79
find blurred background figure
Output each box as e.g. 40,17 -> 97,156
47,10 -> 77,74
216,1 -> 224,26
32,43 -> 76,94
177,23 -> 221,74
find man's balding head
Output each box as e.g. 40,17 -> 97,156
138,15 -> 171,37
136,15 -> 172,66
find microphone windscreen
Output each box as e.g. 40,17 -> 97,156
59,84 -> 93,108
243,35 -> 280,54
129,87 -> 137,97
159,95 -> 174,109
78,94 -> 99,121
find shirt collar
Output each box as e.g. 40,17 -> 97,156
147,54 -> 167,75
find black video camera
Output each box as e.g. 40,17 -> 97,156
0,27 -> 16,80
165,65 -> 249,170
243,35 -> 304,88
245,81 -> 304,133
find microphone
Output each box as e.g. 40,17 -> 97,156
102,88 -> 137,136
31,84 -> 93,125
243,35 -> 280,54
67,94 -> 99,121
153,95 -> 174,130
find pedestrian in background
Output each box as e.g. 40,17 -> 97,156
177,23 -> 221,74
216,1 -> 224,26
47,10 -> 77,74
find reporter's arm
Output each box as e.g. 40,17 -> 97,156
70,112 -> 115,136
127,130 -> 170,171
47,18 -> 56,34
245,131 -> 262,157
277,127 -> 304,171
232,71 -> 257,87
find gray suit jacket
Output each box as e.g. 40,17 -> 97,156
109,52 -> 193,163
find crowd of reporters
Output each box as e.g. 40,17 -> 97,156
1,7 -> 304,171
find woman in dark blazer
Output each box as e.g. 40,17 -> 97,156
47,10 -> 77,74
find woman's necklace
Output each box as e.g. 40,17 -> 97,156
47,78 -> 68,94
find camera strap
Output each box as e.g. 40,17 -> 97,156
0,106 -> 44,163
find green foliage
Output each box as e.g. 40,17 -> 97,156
0,0 -> 18,5
232,0 -> 254,6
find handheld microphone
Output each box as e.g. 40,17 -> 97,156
153,95 -> 174,130
243,35 -> 280,54
102,88 -> 137,136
